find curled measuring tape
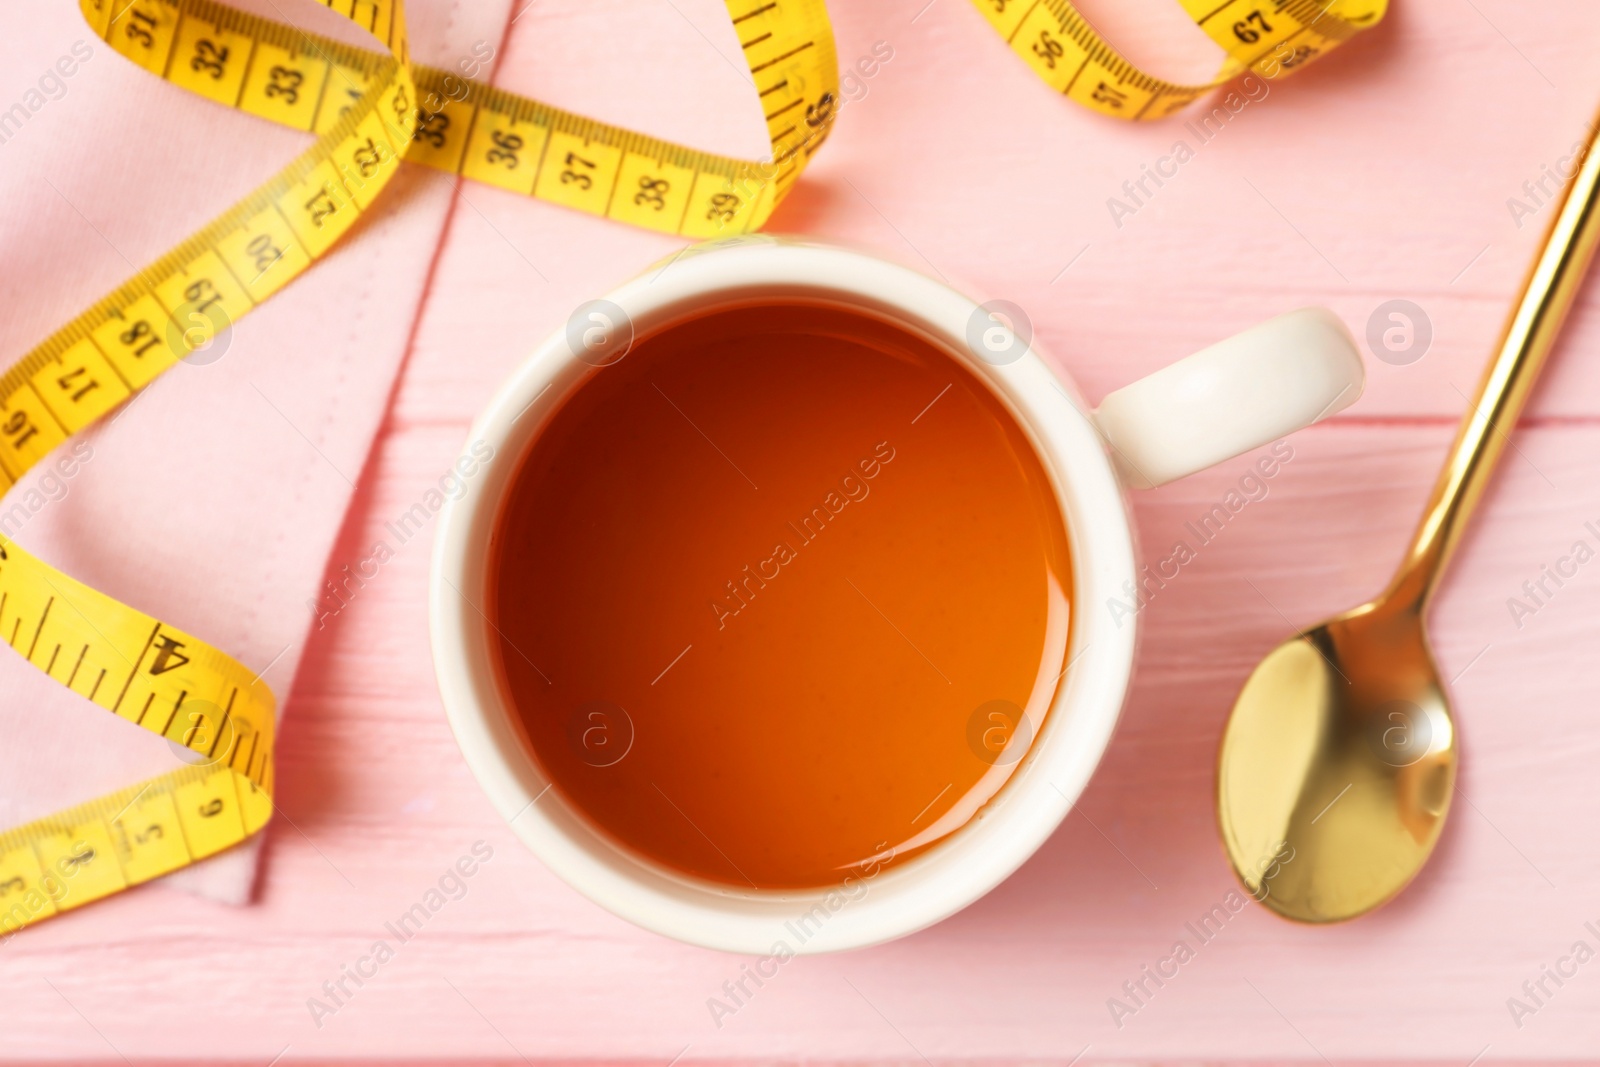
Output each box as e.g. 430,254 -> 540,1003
0,0 -> 838,936
974,0 -> 1386,120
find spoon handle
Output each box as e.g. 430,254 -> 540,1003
1391,114 -> 1600,610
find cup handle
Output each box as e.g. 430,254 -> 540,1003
1091,307 -> 1364,489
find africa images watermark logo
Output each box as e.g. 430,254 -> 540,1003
1105,73 -> 1272,229
1504,518 -> 1600,631
1106,840 -> 1294,1029
703,846 -> 895,1029
0,40 -> 94,147
709,441 -> 897,630
306,841 -> 495,1029
1106,441 -> 1295,627
308,440 -> 495,629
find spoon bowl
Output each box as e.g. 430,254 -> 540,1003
1218,598 -> 1456,921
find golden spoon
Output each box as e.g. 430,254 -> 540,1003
1216,112 -> 1600,922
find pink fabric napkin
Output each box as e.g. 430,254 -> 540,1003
0,0 -> 511,904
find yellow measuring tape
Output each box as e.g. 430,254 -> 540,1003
0,0 -> 1378,936
974,0 -> 1386,120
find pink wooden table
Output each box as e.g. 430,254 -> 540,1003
7,0 -> 1600,1061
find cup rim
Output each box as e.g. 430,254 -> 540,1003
429,237 -> 1139,954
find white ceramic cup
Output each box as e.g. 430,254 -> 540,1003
431,237 -> 1363,955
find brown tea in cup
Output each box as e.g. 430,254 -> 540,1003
489,302 -> 1072,889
